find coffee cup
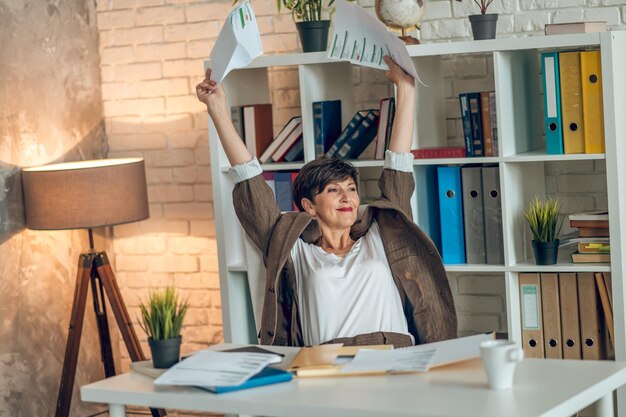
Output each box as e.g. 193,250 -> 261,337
480,339 -> 524,390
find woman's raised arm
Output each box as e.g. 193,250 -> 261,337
383,56 -> 415,154
195,68 -> 253,166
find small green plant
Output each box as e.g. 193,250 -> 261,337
139,287 -> 189,341
524,196 -> 563,242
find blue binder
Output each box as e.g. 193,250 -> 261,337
541,52 -> 564,154
437,166 -> 465,264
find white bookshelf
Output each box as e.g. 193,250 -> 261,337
208,31 -> 626,413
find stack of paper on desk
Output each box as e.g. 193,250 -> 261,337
289,333 -> 495,377
154,350 -> 292,393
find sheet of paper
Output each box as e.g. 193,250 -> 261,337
340,347 -> 436,373
417,332 -> 494,368
328,0 -> 418,80
209,0 -> 262,84
154,350 -> 281,387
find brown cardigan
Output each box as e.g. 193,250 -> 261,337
233,168 -> 457,346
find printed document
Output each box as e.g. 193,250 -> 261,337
154,350 -> 281,387
209,0 -> 262,84
340,332 -> 495,373
328,0 -> 418,80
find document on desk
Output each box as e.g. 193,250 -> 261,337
209,0 -> 262,84
341,332 -> 495,374
154,351 -> 281,387
328,0 -> 419,82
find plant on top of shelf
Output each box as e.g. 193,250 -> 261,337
524,196 -> 564,265
139,287 -> 189,368
456,0 -> 498,40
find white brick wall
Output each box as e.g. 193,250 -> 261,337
96,0 -> 622,363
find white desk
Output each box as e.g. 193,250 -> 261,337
81,352 -> 626,417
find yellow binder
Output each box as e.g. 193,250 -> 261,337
577,272 -> 603,359
559,272 -> 582,359
540,273 -> 562,359
580,50 -> 605,153
519,273 -> 544,358
559,51 -> 585,154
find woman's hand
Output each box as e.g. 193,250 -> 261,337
383,55 -> 415,91
195,68 -> 227,117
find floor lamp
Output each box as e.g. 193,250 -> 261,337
22,158 -> 165,417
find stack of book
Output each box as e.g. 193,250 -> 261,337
459,91 -> 498,157
569,210 -> 610,263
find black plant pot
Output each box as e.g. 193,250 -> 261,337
532,240 -> 560,265
296,20 -> 331,53
149,336 -> 181,369
469,13 -> 498,40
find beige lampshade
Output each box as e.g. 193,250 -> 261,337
22,158 -> 149,230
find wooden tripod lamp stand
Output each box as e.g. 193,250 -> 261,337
22,158 -> 165,417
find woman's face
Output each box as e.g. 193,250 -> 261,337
303,177 -> 360,230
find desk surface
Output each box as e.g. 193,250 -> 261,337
81,349 -> 626,417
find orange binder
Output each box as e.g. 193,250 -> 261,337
559,272 -> 582,359
580,50 -> 605,154
559,51 -> 585,154
577,272 -> 603,359
540,273 -> 562,359
595,272 -> 614,349
519,273 -> 544,358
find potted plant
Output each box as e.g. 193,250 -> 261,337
281,0 -> 335,52
139,287 -> 189,369
524,196 -> 563,265
465,0 -> 498,40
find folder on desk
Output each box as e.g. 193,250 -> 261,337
541,52 -> 564,154
481,166 -> 504,264
540,273 -> 562,359
520,273 -> 544,358
559,272 -> 582,359
559,51 -> 585,154
437,166 -> 465,264
580,50 -> 605,154
577,272 -> 603,360
461,166 -> 486,264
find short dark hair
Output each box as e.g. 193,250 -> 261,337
292,157 -> 358,212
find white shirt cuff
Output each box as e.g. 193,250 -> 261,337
384,150 -> 414,173
228,157 -> 263,184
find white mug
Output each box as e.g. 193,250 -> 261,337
480,340 -> 524,390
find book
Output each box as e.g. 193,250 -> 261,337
578,242 -> 610,253
231,105 -> 245,139
480,91 -> 494,157
271,122 -> 303,162
325,110 -> 368,158
243,104 -> 274,158
544,21 -> 607,36
467,92 -> 484,157
569,210 -> 608,221
200,367 -> 293,394
336,110 -> 379,160
375,97 -> 395,160
459,93 -> 473,156
489,91 -> 499,156
411,146 -> 466,159
578,227 -> 609,237
571,251 -> 610,263
259,116 -> 302,163
312,100 -> 342,157
283,136 -> 304,162
570,219 -> 609,229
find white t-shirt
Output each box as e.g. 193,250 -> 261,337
291,221 -> 411,346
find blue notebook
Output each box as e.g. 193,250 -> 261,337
199,367 -> 293,394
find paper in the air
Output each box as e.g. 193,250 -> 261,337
328,0 -> 419,82
209,0 -> 263,84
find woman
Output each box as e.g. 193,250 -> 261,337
196,56 -> 456,347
